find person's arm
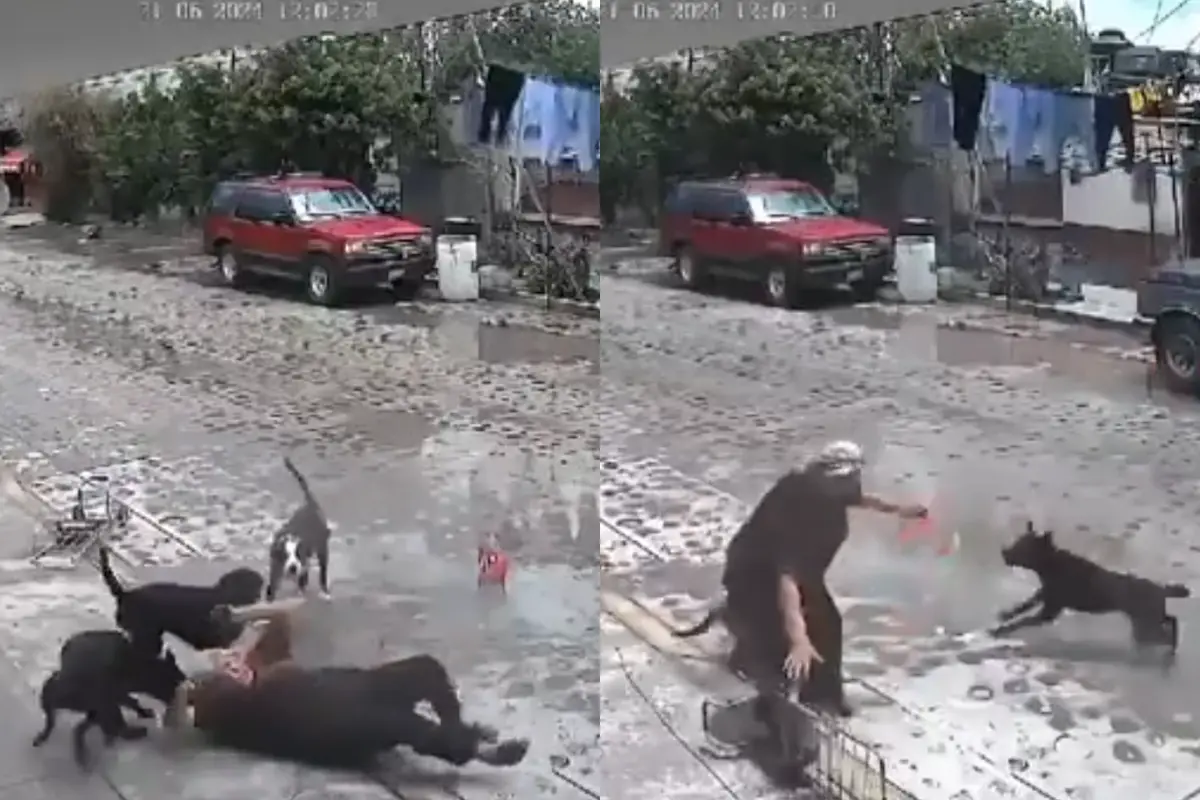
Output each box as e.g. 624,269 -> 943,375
777,572 -> 810,648
857,493 -> 926,518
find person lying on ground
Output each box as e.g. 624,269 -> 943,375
164,599 -> 529,769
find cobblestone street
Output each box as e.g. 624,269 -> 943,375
599,263 -> 1200,800
2,223 -> 1200,800
0,227 -> 599,800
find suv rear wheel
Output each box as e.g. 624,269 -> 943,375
765,266 -> 799,309
1155,314 -> 1200,393
305,256 -> 343,306
676,245 -> 707,290
213,243 -> 246,288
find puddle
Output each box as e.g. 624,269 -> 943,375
337,407 -> 435,450
359,303 -> 443,329
478,321 -> 598,366
826,305 -> 906,331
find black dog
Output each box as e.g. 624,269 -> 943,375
266,457 -> 333,600
32,629 -> 185,767
100,547 -> 264,654
191,654 -> 529,770
996,522 -> 1189,658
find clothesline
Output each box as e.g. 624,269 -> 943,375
923,63 -> 1192,177
475,62 -> 600,172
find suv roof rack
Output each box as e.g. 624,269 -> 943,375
730,171 -> 780,180
272,171 -> 325,179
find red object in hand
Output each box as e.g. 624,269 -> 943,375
899,515 -> 936,544
477,537 -> 510,591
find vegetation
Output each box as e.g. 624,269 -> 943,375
19,1 -> 599,224
599,0 -> 1089,224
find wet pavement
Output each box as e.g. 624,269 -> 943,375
4,220 -> 1200,799
599,263 -> 1200,800
0,226 -> 599,799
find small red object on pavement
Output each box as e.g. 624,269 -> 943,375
899,515 -> 935,544
477,534 -> 510,591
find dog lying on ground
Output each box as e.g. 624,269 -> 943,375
995,522 -> 1189,657
32,629 -> 185,768
266,457 -> 332,600
185,653 -> 530,770
100,546 -> 264,654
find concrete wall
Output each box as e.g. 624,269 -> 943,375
1062,166 -> 1183,235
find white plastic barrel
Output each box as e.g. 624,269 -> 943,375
893,218 -> 938,304
436,233 -> 479,302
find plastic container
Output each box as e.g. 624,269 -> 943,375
436,217 -> 480,302
893,217 -> 938,304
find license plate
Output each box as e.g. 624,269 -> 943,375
846,268 -> 863,282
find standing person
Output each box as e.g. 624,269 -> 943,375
721,440 -> 927,723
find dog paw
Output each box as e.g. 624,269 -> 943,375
477,738 -> 530,767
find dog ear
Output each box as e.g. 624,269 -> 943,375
1040,530 -> 1054,544
1025,520 -> 1036,536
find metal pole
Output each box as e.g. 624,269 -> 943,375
1145,133 -> 1158,266
1002,154 -> 1013,310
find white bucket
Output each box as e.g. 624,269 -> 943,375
893,234 -> 938,304
436,234 -> 480,302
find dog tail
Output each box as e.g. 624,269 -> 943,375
1164,583 -> 1191,598
97,547 -> 125,599
672,605 -> 724,639
283,456 -> 318,508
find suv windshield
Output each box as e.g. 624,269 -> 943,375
747,187 -> 836,222
287,186 -> 376,220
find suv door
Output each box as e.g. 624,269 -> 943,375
691,188 -> 749,275
660,184 -> 696,255
259,189 -> 307,275
712,190 -> 759,281
231,189 -> 273,269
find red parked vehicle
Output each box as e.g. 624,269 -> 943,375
202,173 -> 435,306
659,174 -> 893,308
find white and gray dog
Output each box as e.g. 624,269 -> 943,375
266,457 -> 333,600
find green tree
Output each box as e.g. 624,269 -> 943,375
891,1 -> 1089,90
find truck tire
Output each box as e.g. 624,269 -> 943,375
1155,314 -> 1200,394
305,256 -> 344,307
676,245 -> 707,290
765,265 -> 800,309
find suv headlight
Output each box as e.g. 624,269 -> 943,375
801,242 -> 825,257
416,232 -> 433,249
345,240 -> 366,254
874,236 -> 892,250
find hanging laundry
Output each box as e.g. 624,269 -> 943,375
950,64 -> 986,151
1045,92 -> 1095,173
1093,92 -> 1136,171
919,82 -> 953,149
477,64 -> 526,146
1129,81 -> 1164,115
983,79 -> 1024,161
556,85 -> 601,172
515,78 -> 559,163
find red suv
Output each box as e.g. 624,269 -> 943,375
202,173 -> 435,306
659,175 -> 893,307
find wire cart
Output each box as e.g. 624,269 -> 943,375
30,475 -> 130,569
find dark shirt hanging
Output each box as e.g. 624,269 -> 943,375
477,64 -> 526,146
950,64 -> 987,151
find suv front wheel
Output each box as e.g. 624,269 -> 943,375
305,256 -> 343,306
676,245 -> 707,290
765,265 -> 800,309
214,243 -> 246,288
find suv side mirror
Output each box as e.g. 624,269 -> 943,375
730,211 -> 753,227
270,211 -> 294,226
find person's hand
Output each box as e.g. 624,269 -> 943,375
783,638 -> 824,682
899,503 -> 928,520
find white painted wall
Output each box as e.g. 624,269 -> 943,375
1061,166 -> 1182,234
